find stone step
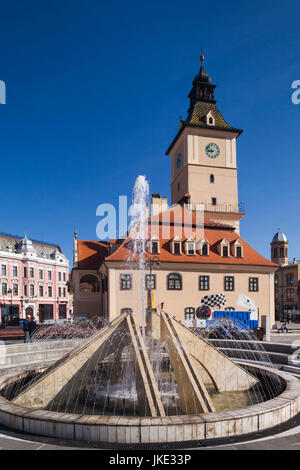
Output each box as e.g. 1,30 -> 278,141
0,347 -> 75,366
0,339 -> 81,355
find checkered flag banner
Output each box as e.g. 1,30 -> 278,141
201,292 -> 226,308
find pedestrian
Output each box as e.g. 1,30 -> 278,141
2,313 -> 8,328
23,314 -> 35,343
281,322 -> 288,333
29,316 -> 37,339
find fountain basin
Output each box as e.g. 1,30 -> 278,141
0,363 -> 299,445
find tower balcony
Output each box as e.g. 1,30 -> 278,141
203,202 -> 245,214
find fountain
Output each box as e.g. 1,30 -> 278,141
0,176 -> 300,446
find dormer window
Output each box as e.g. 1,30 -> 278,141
151,241 -> 159,254
149,236 -> 160,254
187,242 -> 195,255
219,239 -> 230,257
184,237 -> 195,255
197,238 -> 210,256
206,111 -> 215,126
174,242 -> 181,254
231,239 -> 243,258
222,246 -> 229,257
202,243 -> 208,256
171,237 -> 182,255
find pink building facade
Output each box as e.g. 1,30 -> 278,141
0,233 -> 70,325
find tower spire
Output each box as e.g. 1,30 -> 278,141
188,51 -> 216,107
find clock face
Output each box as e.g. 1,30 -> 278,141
176,153 -> 182,168
205,143 -> 220,159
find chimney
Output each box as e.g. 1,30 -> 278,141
151,194 -> 168,216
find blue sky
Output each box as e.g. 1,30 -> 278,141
0,0 -> 299,265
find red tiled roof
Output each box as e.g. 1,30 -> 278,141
105,206 -> 277,268
77,240 -> 109,270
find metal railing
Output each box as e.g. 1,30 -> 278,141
203,202 -> 245,213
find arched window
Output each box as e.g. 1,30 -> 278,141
80,275 -> 100,293
167,273 -> 182,290
185,307 -> 195,320
210,174 -> 214,183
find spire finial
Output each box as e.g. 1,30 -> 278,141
200,48 -> 204,67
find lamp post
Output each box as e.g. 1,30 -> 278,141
144,254 -> 160,312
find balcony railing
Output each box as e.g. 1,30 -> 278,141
203,202 -> 245,213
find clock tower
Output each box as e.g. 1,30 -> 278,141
166,54 -> 244,233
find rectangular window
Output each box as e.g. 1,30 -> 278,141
39,269 -> 43,280
199,276 -> 210,291
185,308 -> 195,320
1,265 -> 6,276
58,287 -> 62,297
23,266 -> 27,278
63,272 -> 66,282
222,246 -> 229,257
48,270 -> 52,281
30,284 -> 35,297
174,242 -> 180,254
152,241 -> 159,254
236,246 -> 242,258
120,274 -> 132,290
202,244 -> 208,256
224,276 -> 235,291
249,277 -> 259,292
187,243 -> 195,255
145,274 -> 156,290
30,267 -> 34,278
24,284 -> 27,297
63,287 -> 66,297
12,266 -> 18,277
212,197 -> 217,206
12,284 -> 18,296
48,286 -> 52,297
58,272 -> 62,281
39,285 -> 44,297
2,283 -> 7,295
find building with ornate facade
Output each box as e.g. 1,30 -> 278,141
271,229 -> 300,321
0,233 -> 70,325
71,56 -> 277,326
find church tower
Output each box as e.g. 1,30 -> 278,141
166,53 -> 244,233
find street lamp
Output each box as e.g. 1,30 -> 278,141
144,254 -> 160,312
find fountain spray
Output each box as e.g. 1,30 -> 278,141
128,175 -> 150,336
